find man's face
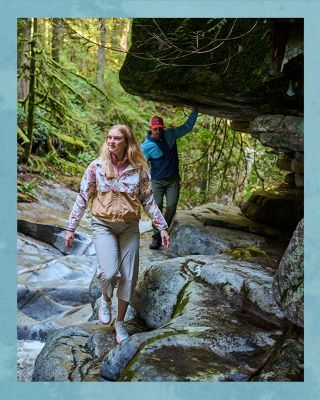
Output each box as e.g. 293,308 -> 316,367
150,126 -> 163,139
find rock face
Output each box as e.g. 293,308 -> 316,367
18,219 -> 95,256
241,188 -> 303,233
120,18 -> 303,124
272,219 -> 304,327
252,336 -> 304,381
248,115 -> 304,152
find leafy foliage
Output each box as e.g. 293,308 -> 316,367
158,108 -> 283,208
17,180 -> 39,202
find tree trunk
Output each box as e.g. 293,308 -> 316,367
22,18 -> 38,164
17,18 -> 31,100
96,18 -> 106,86
197,146 -> 208,203
51,17 -> 63,124
52,18 -> 63,63
120,19 -> 130,50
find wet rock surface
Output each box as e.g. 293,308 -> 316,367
17,340 -> 45,382
17,177 -> 92,233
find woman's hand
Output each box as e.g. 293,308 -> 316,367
160,230 -> 170,250
64,231 -> 75,249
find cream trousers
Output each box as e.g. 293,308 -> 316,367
91,216 -> 140,303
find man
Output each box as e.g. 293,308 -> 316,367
141,106 -> 198,249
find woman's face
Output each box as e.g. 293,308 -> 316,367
107,129 -> 127,158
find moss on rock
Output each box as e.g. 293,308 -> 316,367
120,18 -> 303,120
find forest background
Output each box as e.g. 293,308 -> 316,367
17,18 -> 283,208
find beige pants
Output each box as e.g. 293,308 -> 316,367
91,216 -> 140,303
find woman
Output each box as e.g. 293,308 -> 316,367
64,125 -> 169,343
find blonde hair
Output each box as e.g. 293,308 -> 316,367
100,124 -> 149,178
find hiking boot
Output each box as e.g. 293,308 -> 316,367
149,234 -> 161,250
99,297 -> 112,325
115,319 -> 129,343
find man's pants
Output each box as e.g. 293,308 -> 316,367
151,177 -> 180,235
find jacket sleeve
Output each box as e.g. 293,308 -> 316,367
141,140 -> 164,160
170,110 -> 198,141
66,162 -> 96,232
140,141 -> 150,161
138,170 -> 168,231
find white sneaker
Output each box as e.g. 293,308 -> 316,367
99,297 -> 112,325
115,319 -> 129,343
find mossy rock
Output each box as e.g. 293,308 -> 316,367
120,18 -> 303,120
224,245 -> 267,261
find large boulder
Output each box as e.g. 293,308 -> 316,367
101,254 -> 287,382
32,323 -> 114,381
169,202 -> 288,257
133,255 -> 287,330
120,18 -> 303,123
32,321 -> 147,381
272,219 -> 304,327
131,257 -> 189,328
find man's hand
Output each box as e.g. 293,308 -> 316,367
160,230 -> 170,250
65,231 -> 75,249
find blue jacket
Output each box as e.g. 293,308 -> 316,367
141,111 -> 198,180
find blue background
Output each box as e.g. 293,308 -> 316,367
0,1 -> 317,399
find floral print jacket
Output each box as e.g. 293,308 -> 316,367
66,158 -> 168,232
